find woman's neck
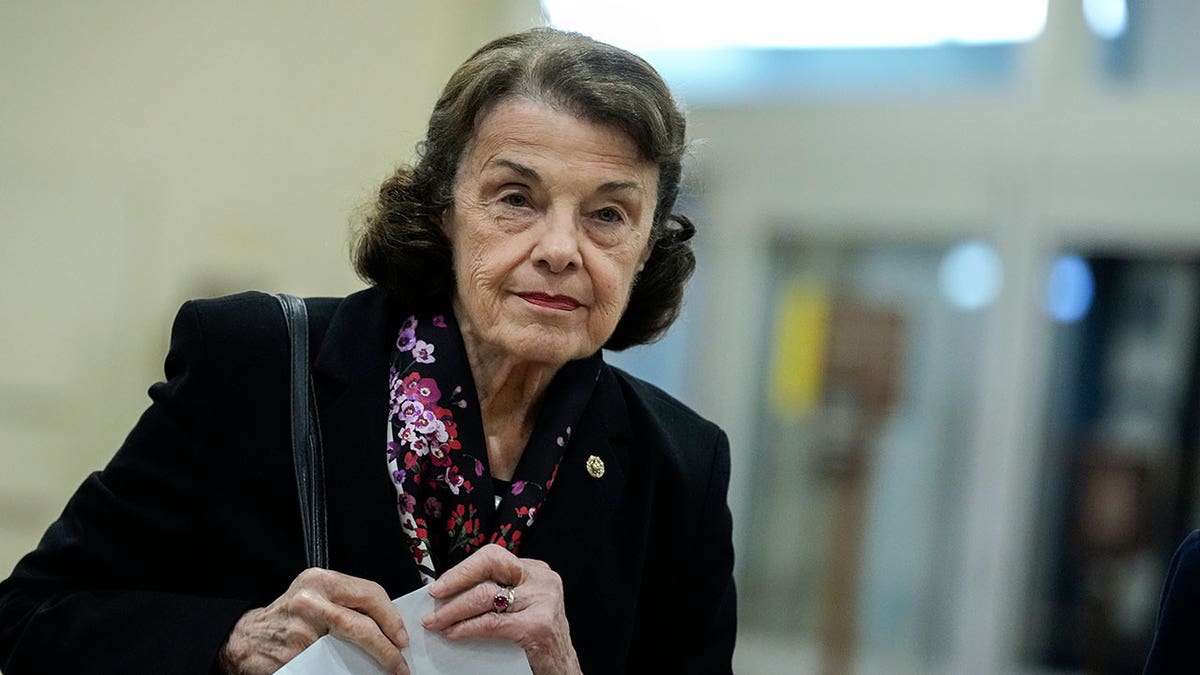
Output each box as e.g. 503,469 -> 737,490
457,311 -> 560,481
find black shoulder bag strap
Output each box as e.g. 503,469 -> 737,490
275,293 -> 329,569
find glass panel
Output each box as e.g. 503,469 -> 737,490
1124,1 -> 1200,87
738,239 -> 987,673
1024,255 -> 1200,673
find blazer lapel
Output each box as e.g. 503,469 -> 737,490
311,288 -> 423,595
521,365 -> 632,591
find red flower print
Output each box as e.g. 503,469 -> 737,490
445,466 -> 465,495
404,376 -> 441,405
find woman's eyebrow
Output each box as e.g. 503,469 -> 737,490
485,158 -> 541,183
485,158 -> 644,197
597,180 -> 643,195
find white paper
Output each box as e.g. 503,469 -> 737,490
277,586 -> 532,675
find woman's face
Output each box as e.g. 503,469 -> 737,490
443,98 -> 658,368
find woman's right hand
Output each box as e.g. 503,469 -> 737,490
218,568 -> 409,675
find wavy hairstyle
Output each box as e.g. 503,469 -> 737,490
353,28 -> 695,350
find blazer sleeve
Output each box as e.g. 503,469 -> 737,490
1144,530 -> 1200,674
668,428 -> 738,674
0,301 -> 257,675
643,425 -> 734,672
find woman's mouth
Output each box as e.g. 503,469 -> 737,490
518,292 -> 581,311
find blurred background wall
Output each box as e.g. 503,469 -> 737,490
4,1 -> 1200,674
0,0 -> 539,567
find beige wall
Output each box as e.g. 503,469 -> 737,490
0,0 -> 541,574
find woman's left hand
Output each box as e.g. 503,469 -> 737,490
420,544 -> 581,675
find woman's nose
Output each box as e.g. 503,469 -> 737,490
532,208 -> 582,273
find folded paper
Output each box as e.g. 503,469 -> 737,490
277,586 -> 532,675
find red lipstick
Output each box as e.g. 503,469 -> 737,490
518,292 -> 581,311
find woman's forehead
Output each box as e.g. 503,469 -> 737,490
463,99 -> 655,181
470,100 -> 648,164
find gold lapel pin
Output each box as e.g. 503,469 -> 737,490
585,455 -> 605,479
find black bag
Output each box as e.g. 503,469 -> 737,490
276,293 -> 328,569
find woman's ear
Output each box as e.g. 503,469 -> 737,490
636,239 -> 653,273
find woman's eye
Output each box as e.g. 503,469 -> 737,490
501,193 -> 528,208
595,207 -> 623,224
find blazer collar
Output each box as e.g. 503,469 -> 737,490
312,286 -> 398,390
521,364 -> 633,590
310,287 -> 424,594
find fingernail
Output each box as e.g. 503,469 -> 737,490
427,580 -> 443,596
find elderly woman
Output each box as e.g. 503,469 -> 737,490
0,28 -> 735,675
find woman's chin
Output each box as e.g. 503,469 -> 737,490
513,341 -> 592,367
495,328 -> 602,367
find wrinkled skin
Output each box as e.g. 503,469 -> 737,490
422,544 -> 581,675
218,568 -> 409,675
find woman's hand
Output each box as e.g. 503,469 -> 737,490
421,544 -> 581,675
218,568 -> 409,675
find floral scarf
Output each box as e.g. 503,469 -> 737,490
385,308 -> 602,584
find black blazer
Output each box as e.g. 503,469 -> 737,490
1144,530 -> 1200,674
0,288 -> 736,674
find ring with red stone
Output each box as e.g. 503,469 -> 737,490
493,585 -> 516,613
